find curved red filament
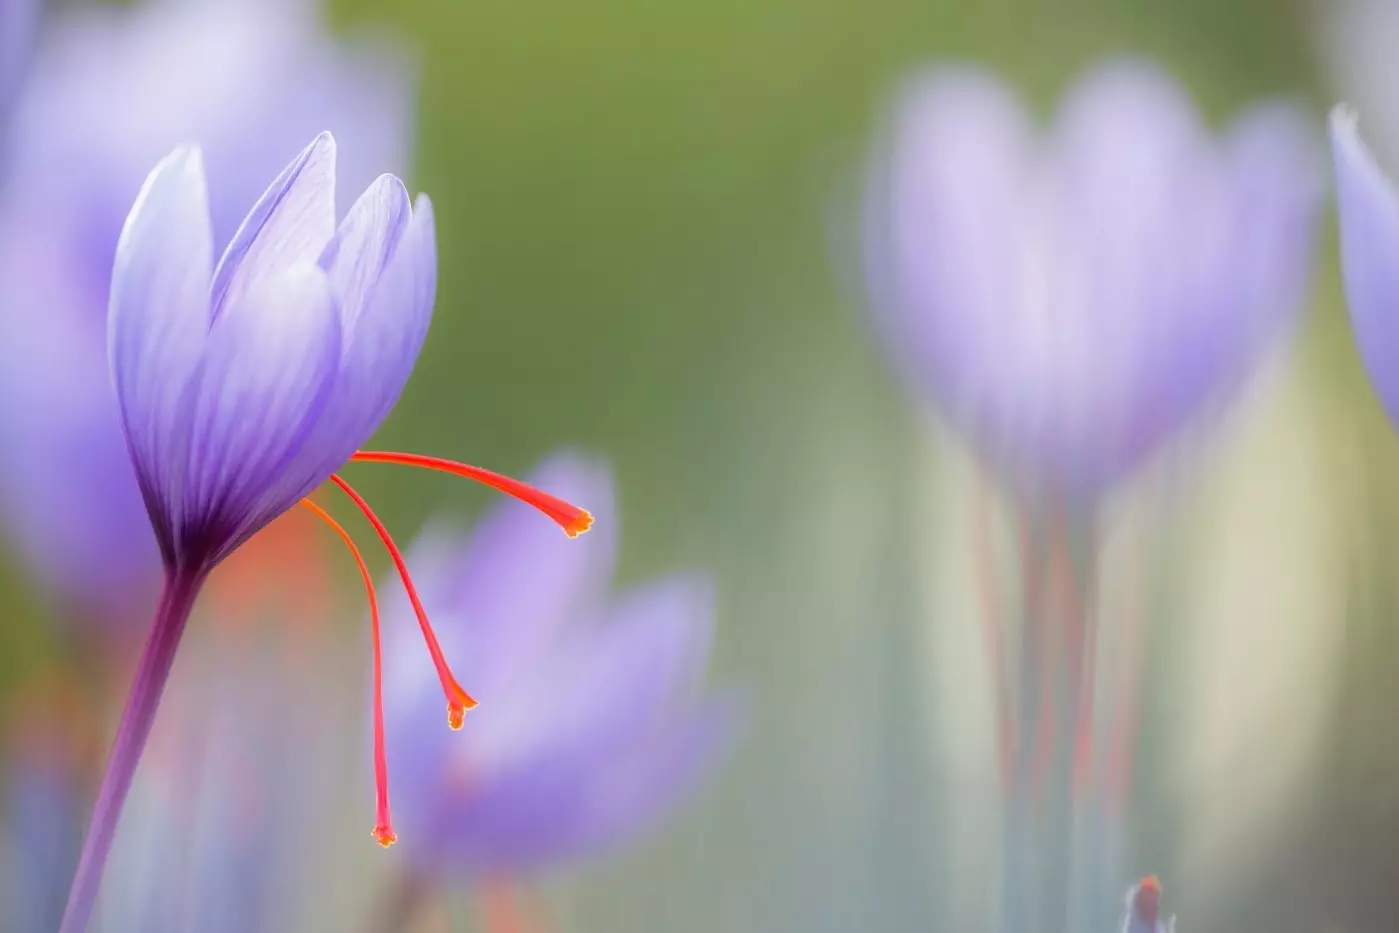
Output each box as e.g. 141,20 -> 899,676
329,473 -> 478,727
299,498 -> 397,847
350,451 -> 594,538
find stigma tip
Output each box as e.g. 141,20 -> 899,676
373,825 -> 398,848
564,509 -> 594,538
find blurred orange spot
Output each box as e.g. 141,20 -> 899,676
205,507 -> 332,635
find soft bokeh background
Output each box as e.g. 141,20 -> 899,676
3,0 -> 1398,930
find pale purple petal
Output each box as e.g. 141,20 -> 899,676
108,145 -> 213,560
178,263 -> 341,563
534,694 -> 739,864
1020,61 -> 1218,486
867,64 -> 1032,416
209,132 -> 337,322
320,173 -> 411,328
455,575 -> 713,782
1333,108 -> 1399,425
442,697 -> 737,872
297,178 -> 430,467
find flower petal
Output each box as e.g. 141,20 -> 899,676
546,692 -> 739,862
295,186 -> 435,469
443,694 -> 738,872
209,131 -> 337,322
319,173 -> 412,330
1333,107 -> 1399,425
108,144 -> 215,559
456,574 -> 712,787
180,263 -> 342,563
866,65 -> 1033,426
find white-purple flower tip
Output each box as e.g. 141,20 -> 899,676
110,131 -> 436,575
1330,105 -> 1399,430
864,58 -> 1321,498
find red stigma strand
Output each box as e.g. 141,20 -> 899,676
329,473 -> 478,728
350,451 -> 594,538
298,498 -> 396,848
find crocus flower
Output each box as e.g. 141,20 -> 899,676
0,0 -> 412,622
379,455 -> 734,900
862,59 -> 1319,499
58,134 -> 593,933
1119,876 -> 1176,933
1331,109 -> 1399,427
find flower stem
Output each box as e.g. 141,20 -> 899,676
59,569 -> 205,933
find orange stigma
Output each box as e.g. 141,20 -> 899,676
349,451 -> 594,537
299,498 -> 396,849
330,473 -> 479,726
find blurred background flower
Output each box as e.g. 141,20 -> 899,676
0,0 -> 412,628
863,57 -> 1320,933
1,0 -> 1397,931
862,58 -> 1319,500
375,453 -> 735,930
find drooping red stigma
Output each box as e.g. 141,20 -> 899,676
350,451 -> 594,538
295,450 -> 591,847
330,472 -> 478,726
299,498 -> 397,847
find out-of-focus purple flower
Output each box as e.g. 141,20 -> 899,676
110,133 -> 436,574
0,0 -> 414,620
0,0 -> 37,138
383,453 -> 737,877
863,59 -> 1320,499
1119,876 -> 1176,933
1331,109 -> 1399,426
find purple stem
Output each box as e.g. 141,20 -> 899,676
59,569 -> 206,933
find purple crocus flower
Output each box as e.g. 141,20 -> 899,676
58,135 -> 593,933
0,0 -> 413,623
1331,108 -> 1399,426
379,454 -> 734,907
863,59 -> 1319,499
